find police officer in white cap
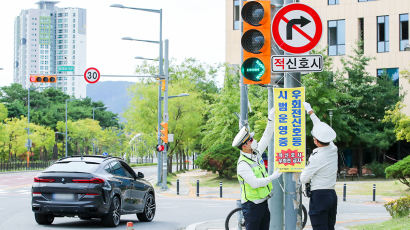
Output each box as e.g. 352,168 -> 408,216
232,107 -> 282,230
301,102 -> 338,230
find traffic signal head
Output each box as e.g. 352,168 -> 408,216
160,122 -> 168,143
241,0 -> 271,85
156,144 -> 164,152
29,75 -> 57,83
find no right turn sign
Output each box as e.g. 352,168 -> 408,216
272,3 -> 323,54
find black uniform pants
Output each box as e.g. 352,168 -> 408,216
309,189 -> 338,230
241,200 -> 270,230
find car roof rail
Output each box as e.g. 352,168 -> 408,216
57,155 -> 123,161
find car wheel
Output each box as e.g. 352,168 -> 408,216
101,195 -> 121,227
34,213 -> 54,225
137,193 -> 156,222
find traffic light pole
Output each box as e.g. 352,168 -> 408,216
269,1 -> 285,230
161,39 -> 169,190
240,0 -> 248,130
283,0 -> 303,229
157,9 -> 164,187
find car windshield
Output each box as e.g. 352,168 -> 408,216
44,161 -> 100,173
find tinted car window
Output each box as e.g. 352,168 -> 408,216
44,161 -> 99,173
110,161 -> 129,177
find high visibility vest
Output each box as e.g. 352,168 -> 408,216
237,154 -> 272,203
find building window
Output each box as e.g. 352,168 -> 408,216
377,15 -> 389,53
328,0 -> 339,5
400,14 -> 409,51
233,0 -> 240,30
328,20 -> 345,56
358,18 -> 364,50
377,68 -> 399,86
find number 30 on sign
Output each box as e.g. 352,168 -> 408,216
84,67 -> 100,84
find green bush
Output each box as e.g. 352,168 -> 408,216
384,196 -> 410,218
365,161 -> 390,177
385,155 -> 410,188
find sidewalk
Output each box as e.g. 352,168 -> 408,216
157,169 -> 394,230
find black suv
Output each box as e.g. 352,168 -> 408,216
31,155 -> 155,227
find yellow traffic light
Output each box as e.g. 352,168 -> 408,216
241,0 -> 271,85
160,122 -> 168,143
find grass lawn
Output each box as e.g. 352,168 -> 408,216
335,180 -> 410,197
348,217 -> 410,230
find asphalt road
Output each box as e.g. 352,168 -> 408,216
0,166 -> 236,230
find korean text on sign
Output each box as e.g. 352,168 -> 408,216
274,87 -> 306,172
271,55 -> 323,72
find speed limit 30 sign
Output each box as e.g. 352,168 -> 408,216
84,67 -> 100,84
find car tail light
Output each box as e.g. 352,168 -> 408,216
34,177 -> 55,183
85,193 -> 100,196
72,178 -> 105,184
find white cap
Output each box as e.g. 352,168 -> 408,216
232,126 -> 254,147
311,122 -> 336,143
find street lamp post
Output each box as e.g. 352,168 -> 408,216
111,3 -> 164,187
328,109 -> 334,127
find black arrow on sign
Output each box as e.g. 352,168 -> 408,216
286,16 -> 311,40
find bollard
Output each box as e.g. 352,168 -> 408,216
220,181 -> 223,198
343,183 -> 346,201
373,184 -> 376,202
177,179 -> 180,195
196,180 -> 199,197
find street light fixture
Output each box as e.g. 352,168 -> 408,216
135,56 -> 158,61
122,37 -> 159,44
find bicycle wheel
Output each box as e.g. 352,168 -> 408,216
301,204 -> 308,229
225,207 -> 246,230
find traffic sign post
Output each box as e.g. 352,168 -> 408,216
272,3 -> 322,54
84,67 -> 101,84
271,54 -> 323,72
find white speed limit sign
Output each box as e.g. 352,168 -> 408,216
84,67 -> 100,84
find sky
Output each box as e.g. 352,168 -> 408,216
0,0 -> 226,87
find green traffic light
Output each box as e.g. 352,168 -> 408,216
241,58 -> 265,81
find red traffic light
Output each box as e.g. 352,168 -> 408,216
29,75 -> 57,83
156,144 -> 164,152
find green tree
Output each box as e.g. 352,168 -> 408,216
197,65 -> 240,178
0,84 -> 120,130
125,58 -> 216,171
383,102 -> 410,142
335,44 -> 401,171
385,155 -> 410,188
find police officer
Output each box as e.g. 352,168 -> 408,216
301,102 -> 338,230
232,108 -> 282,230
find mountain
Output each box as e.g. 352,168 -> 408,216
86,81 -> 134,120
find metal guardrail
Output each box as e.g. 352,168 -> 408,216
0,160 -> 54,172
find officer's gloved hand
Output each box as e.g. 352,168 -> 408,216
303,102 -> 313,114
268,107 -> 275,121
270,169 -> 282,180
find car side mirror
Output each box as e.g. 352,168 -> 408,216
137,172 -> 144,179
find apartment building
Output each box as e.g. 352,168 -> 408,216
14,1 -> 86,98
226,0 -> 410,115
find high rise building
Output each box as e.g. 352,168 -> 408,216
225,0 -> 410,115
14,1 -> 86,98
